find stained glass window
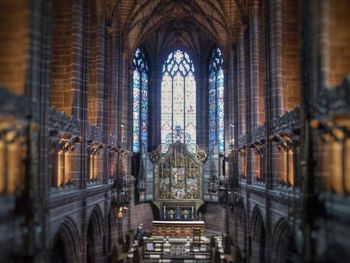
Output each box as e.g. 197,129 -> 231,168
133,48 -> 149,152
208,48 -> 224,153
161,50 -> 196,145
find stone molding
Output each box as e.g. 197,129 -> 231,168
49,107 -> 80,136
49,106 -> 118,149
273,107 -> 300,135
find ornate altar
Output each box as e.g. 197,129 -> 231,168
135,126 -> 224,221
148,127 -> 207,220
152,221 -> 205,237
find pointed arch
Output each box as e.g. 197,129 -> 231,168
107,205 -> 119,253
89,205 -> 105,236
234,200 -> 247,253
87,205 -> 105,263
251,205 -> 265,239
271,219 -> 296,263
250,205 -> 266,263
51,217 -> 81,263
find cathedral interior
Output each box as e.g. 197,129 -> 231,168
0,0 -> 350,262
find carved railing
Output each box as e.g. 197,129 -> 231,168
273,107 -> 300,135
48,107 -> 120,187
48,107 -> 81,136
233,107 -> 301,187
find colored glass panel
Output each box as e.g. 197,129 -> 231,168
209,70 -> 216,152
185,73 -> 196,144
173,73 -> 184,134
133,70 -> 140,152
141,71 -> 148,148
217,68 -> 224,153
161,73 -> 172,142
208,48 -> 224,153
132,48 -> 149,152
161,50 -> 196,145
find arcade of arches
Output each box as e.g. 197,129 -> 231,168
0,0 -> 350,262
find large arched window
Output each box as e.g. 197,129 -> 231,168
132,48 -> 149,153
161,50 -> 196,145
208,48 -> 224,153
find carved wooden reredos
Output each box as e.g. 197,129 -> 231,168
145,127 -> 207,219
155,141 -> 203,200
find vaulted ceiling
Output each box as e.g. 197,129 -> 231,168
106,0 -> 250,59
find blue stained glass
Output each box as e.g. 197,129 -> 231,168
133,70 -> 140,152
161,50 -> 196,145
217,68 -> 224,153
208,48 -> 224,153
209,71 -> 216,152
141,71 -> 148,148
133,48 -> 149,153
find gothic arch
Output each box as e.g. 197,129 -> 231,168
88,205 -> 105,237
250,205 -> 266,263
271,219 -> 296,263
87,205 -> 105,263
107,205 -> 118,254
51,233 -> 66,263
234,201 -> 247,254
51,217 -> 81,263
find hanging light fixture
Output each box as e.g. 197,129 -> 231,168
117,207 -> 124,219
112,165 -> 129,220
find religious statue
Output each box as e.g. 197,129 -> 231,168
168,209 -> 175,220
183,209 -> 189,220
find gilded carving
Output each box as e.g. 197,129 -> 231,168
155,142 -> 204,201
273,107 -> 300,134
150,149 -> 161,162
196,149 -> 207,162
